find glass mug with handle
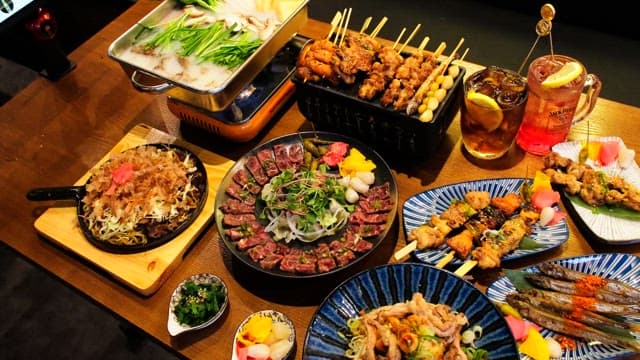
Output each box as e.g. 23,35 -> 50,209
516,54 -> 602,155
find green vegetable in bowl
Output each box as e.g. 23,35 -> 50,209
174,281 -> 226,326
177,0 -> 220,12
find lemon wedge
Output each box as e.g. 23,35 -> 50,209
465,90 -> 503,132
541,61 -> 583,88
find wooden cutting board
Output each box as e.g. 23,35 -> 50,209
33,124 -> 234,296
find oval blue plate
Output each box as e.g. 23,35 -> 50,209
403,178 -> 569,266
303,263 -> 519,359
487,253 -> 640,360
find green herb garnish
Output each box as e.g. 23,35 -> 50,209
174,281 -> 225,326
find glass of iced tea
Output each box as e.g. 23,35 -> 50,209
516,54 -> 602,155
460,66 -> 528,160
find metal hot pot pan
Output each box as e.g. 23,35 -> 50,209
108,0 -> 308,112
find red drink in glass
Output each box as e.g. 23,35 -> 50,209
516,54 -> 601,155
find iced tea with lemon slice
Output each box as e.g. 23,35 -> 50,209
461,66 -> 527,159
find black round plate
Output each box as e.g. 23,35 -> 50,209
215,131 -> 397,278
80,143 -> 208,254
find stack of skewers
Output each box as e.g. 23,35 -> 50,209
295,9 -> 468,122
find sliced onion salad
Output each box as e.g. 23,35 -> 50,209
260,166 -> 375,243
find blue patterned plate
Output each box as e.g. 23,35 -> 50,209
486,253 -> 640,360
303,263 -> 519,359
403,178 -> 569,267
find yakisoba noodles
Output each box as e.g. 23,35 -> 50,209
344,292 -> 487,359
81,145 -> 204,246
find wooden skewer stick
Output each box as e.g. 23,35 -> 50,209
417,36 -> 430,54
457,47 -> 470,64
332,8 -> 347,44
339,7 -> 352,47
435,251 -> 455,268
333,8 -> 347,45
369,16 -> 388,39
454,260 -> 477,277
392,240 -> 416,262
397,23 -> 421,54
432,41 -> 447,58
392,27 -> 407,49
326,11 -> 342,40
359,16 -> 372,33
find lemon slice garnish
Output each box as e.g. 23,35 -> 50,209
466,90 -> 503,132
541,61 -> 583,88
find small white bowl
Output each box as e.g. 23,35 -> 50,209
167,273 -> 229,336
231,310 -> 296,360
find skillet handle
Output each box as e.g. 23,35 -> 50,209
26,186 -> 85,201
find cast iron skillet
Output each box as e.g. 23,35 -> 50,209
26,143 -> 208,254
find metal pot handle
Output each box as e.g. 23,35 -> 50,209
130,70 -> 174,93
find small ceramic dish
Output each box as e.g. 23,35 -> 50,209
231,310 -> 296,360
167,273 -> 229,336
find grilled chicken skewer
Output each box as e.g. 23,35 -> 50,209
507,297 -> 640,352
537,263 -> 640,300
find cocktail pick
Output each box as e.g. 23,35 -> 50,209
518,3 -> 556,74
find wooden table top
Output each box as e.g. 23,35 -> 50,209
2,1 -> 639,358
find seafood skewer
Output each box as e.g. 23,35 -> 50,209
537,263 -> 640,300
506,296 -> 640,352
526,273 -> 637,305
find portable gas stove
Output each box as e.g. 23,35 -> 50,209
166,36 -> 307,142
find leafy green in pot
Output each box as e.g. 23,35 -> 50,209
177,0 -> 220,12
139,9 -> 264,69
174,281 -> 225,326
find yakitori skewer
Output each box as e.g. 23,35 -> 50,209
359,16 -> 372,33
325,11 -> 342,40
369,16 -> 388,38
406,37 -> 464,115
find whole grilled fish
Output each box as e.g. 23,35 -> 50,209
537,263 -> 640,300
518,288 -> 640,315
506,291 -> 639,332
506,297 -> 640,352
526,273 -> 635,305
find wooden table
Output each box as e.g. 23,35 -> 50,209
2,1 -> 639,358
